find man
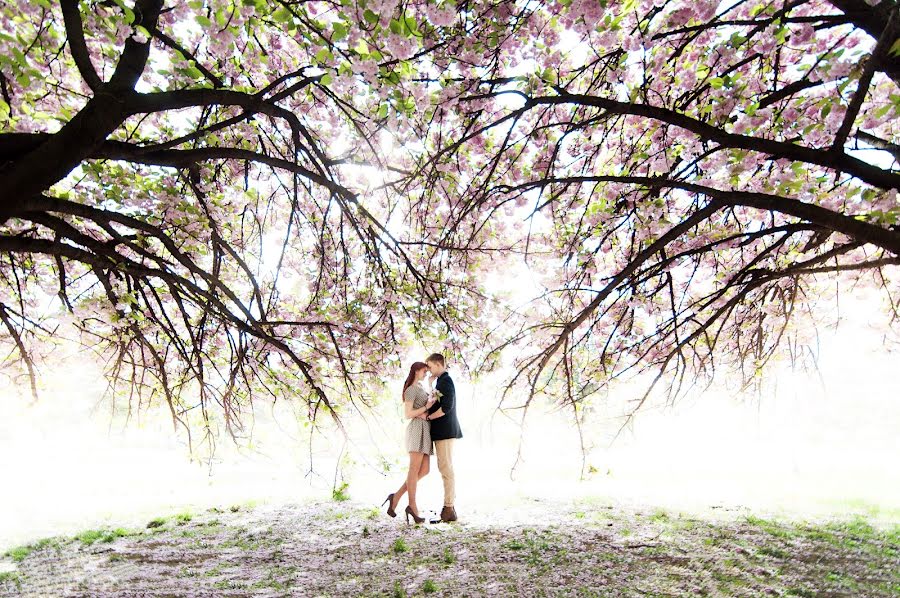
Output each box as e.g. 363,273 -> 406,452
423,353 -> 462,522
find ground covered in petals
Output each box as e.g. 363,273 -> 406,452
1,500 -> 897,597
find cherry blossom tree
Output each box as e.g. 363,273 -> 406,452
399,0 -> 900,447
1,0 -> 898,456
0,0 -> 494,451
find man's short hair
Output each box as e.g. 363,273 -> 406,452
426,353 -> 445,366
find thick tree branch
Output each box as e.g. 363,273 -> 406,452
832,10 -> 898,151
827,0 -> 900,84
0,0 -> 164,219
60,0 -> 103,92
498,175 -> 900,256
527,93 -> 900,191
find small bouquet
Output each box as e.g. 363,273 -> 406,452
426,388 -> 443,406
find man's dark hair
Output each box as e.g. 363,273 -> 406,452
426,353 -> 445,366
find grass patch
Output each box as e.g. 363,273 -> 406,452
75,528 -> 129,545
825,571 -> 860,590
392,580 -> 407,597
442,547 -> 456,565
364,507 -> 381,520
249,565 -> 296,590
757,545 -> 790,559
146,517 -> 167,529
175,512 -> 193,525
650,508 -> 670,523
422,579 -> 438,593
4,537 -> 60,562
744,515 -> 793,539
711,569 -> 746,588
332,481 -> 350,502
785,587 -> 816,597
502,530 -> 562,567
0,571 -> 22,589
392,538 -> 408,554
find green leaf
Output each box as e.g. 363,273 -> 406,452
377,103 -> 389,119
403,14 -> 420,36
890,38 -> 900,58
273,7 -> 292,22
709,77 -> 724,89
332,22 -> 348,42
195,14 -> 212,27
363,9 -> 379,25
315,48 -> 333,64
320,72 -> 334,86
389,19 -> 402,35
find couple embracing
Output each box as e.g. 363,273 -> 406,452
382,353 -> 463,524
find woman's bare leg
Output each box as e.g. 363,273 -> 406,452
392,454 -> 430,509
405,452 -> 425,515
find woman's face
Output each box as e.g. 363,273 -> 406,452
416,368 -> 428,382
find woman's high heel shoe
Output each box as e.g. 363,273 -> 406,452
405,505 -> 425,524
382,493 -> 397,518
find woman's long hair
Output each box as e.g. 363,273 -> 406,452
402,362 -> 428,401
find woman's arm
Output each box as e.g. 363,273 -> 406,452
403,388 -> 435,419
404,400 -> 432,419
426,408 -> 445,420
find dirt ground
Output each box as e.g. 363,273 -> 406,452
1,499 -> 897,597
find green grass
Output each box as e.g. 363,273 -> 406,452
4,537 -> 60,562
757,545 -> 790,559
364,507 -> 381,520
442,546 -> 456,565
825,571 -> 861,590
785,586 -> 816,597
75,528 -> 129,545
146,517 -> 167,529
392,537 -> 408,554
332,481 -> 350,502
650,508 -> 670,523
501,530 -> 561,567
422,579 -> 438,593
744,515 -> 793,539
0,571 -> 22,589
248,565 -> 296,590
175,512 -> 193,525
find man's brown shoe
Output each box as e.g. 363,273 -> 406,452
431,506 -> 457,523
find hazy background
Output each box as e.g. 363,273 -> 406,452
2,289 -> 898,551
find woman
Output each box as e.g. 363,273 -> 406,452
382,361 -> 435,524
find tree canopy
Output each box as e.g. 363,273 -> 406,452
1,0 -> 897,448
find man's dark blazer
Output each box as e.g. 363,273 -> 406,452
428,371 -> 462,441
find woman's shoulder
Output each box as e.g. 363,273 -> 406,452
403,385 -> 418,400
